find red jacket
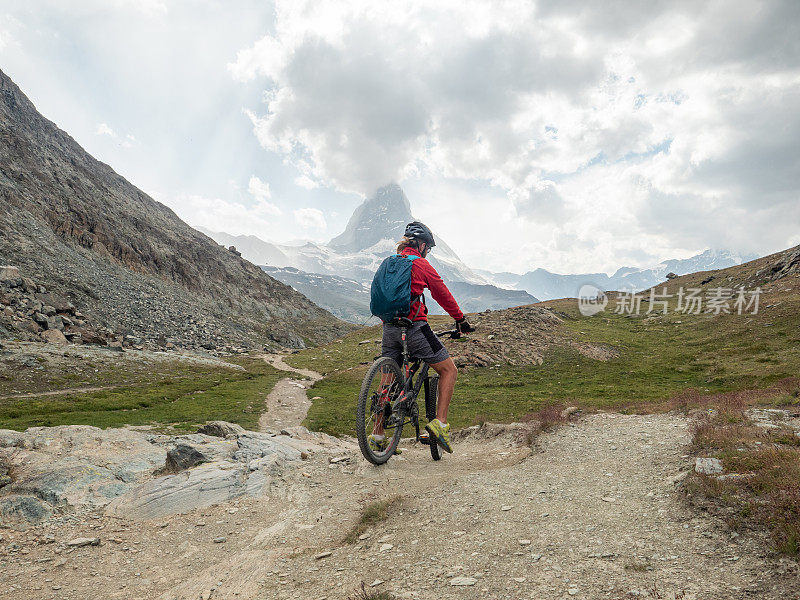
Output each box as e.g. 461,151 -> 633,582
400,247 -> 464,322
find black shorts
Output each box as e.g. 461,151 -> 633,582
381,321 -> 450,366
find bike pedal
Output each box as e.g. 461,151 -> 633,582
418,433 -> 431,445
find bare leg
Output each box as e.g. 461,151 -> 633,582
428,357 -> 457,424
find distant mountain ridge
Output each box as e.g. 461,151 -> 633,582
0,69 -> 350,350
479,248 -> 759,301
201,184 -> 538,322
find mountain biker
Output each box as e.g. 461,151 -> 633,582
369,221 -> 474,455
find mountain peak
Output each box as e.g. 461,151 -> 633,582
328,183 -> 413,252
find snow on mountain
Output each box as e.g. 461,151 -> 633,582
483,249 -> 760,301
200,184 -> 533,322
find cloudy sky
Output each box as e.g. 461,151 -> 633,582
2,0 -> 799,274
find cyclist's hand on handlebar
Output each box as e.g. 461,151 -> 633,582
456,318 -> 475,334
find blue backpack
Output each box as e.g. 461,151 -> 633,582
370,254 -> 420,322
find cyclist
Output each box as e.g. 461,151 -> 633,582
369,221 -> 474,454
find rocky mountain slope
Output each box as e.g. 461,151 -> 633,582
261,266 -> 371,324
0,69 -> 350,350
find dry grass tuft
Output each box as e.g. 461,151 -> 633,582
344,496 -> 403,544
523,403 -> 569,432
348,582 -> 396,600
685,393 -> 800,558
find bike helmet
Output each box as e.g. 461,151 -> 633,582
403,221 -> 436,247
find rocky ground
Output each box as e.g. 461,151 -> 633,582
0,340 -> 245,399
1,357 -> 798,600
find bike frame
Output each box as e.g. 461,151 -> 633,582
397,324 -> 433,441
372,319 -> 451,442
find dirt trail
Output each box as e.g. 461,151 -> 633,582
257,353 -> 322,431
2,359 -> 797,600
0,385 -> 115,401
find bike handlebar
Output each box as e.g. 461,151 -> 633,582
433,325 -> 474,339
434,329 -> 460,338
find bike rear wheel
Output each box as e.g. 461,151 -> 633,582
357,356 -> 405,465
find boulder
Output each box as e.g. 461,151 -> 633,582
0,426 -> 167,522
164,434 -> 237,463
165,443 -> 211,473
0,266 -> 20,281
0,423 -> 338,523
0,494 -> 52,522
35,292 -> 75,314
47,315 -> 64,331
41,329 -> 69,345
197,421 -> 246,438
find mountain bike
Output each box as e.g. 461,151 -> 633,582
356,317 -> 460,465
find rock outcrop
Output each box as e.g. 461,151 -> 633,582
0,422 -> 347,524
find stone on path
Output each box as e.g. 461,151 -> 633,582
695,457 -> 723,474
450,576 -> 477,586
66,537 -> 100,547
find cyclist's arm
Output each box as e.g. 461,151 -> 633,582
418,259 -> 464,321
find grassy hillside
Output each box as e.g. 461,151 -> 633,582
0,353 -> 283,432
287,246 -> 800,436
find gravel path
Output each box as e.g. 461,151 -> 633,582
219,413 -> 794,600
257,353 -> 321,432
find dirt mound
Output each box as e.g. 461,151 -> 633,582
440,304 -> 618,367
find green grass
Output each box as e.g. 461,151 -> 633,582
0,357 -> 283,432
288,277 -> 800,437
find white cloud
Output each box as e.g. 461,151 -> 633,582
231,0 -> 800,271
294,207 -> 326,230
294,175 -> 319,190
95,122 -> 116,137
154,191 -> 283,239
247,175 -> 282,216
247,175 -> 270,200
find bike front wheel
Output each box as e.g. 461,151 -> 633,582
357,356 -> 405,465
426,375 -> 441,461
